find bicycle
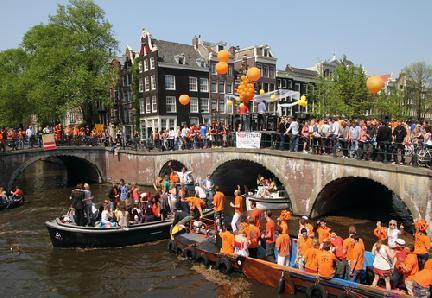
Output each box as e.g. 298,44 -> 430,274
417,144 -> 432,168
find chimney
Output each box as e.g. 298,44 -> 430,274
192,35 -> 199,49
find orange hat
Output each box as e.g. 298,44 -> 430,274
415,219 -> 429,232
424,259 -> 432,270
279,210 -> 292,221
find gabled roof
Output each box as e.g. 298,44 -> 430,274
285,65 -> 317,77
152,39 -> 207,70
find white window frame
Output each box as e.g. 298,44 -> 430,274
165,96 -> 177,113
200,98 -> 209,113
151,95 -> 157,112
295,82 -> 300,92
165,75 -> 176,90
218,81 -> 225,94
288,80 -> 293,89
189,77 -> 198,91
145,77 -> 150,91
151,75 -> 156,90
150,57 -> 155,69
145,97 -> 151,113
218,100 -> 225,113
144,59 -> 148,71
200,78 -> 209,92
226,82 -> 233,94
139,98 -> 145,114
139,79 -> 144,93
190,97 -> 199,113
211,81 -> 217,93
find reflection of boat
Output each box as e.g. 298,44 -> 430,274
246,188 -> 291,210
0,196 -> 25,210
46,209 -> 214,248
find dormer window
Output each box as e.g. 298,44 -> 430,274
196,57 -> 205,68
217,45 -> 224,52
175,54 -> 185,65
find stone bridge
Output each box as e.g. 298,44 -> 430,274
1,147 -> 432,223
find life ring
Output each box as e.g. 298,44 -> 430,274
167,240 -> 176,253
216,257 -> 233,274
277,277 -> 285,294
182,247 -> 196,260
306,284 -> 328,298
197,253 -> 210,266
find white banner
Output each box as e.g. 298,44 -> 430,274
236,132 -> 261,149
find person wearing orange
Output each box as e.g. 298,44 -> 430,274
395,244 -> 419,293
186,196 -> 204,219
413,219 -> 430,270
73,126 -> 79,139
304,238 -> 321,273
373,221 -> 388,241
296,228 -> 313,270
219,226 -> 235,255
262,210 -> 276,262
0,128 -> 6,152
405,259 -> 432,297
316,220 -> 331,243
349,236 -> 365,282
298,216 -> 315,237
248,201 -> 261,229
169,170 -> 179,185
245,217 -> 260,258
54,123 -> 61,143
330,231 -> 350,279
212,186 -> 225,231
276,231 -> 291,266
317,241 -> 336,279
229,185 -> 243,232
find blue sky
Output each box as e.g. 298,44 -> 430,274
1,0 -> 431,76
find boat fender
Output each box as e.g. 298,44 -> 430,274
277,277 -> 285,294
167,240 -> 176,253
197,253 -> 210,266
235,256 -> 246,269
182,247 -> 196,260
306,284 -> 328,298
216,257 -> 233,274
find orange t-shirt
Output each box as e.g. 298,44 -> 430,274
234,195 -> 243,215
297,236 -> 313,257
317,227 -> 331,243
414,232 -> 431,255
170,172 -> 179,184
265,219 -> 275,244
213,191 -> 225,212
343,238 -> 355,261
276,233 -> 291,257
304,247 -> 320,272
352,242 -> 365,271
220,231 -> 235,254
187,197 -> 204,210
249,209 -> 261,229
403,253 -> 419,278
410,269 -> 432,289
330,236 -> 344,259
374,227 -> 388,241
245,225 -> 260,248
317,250 -> 336,278
279,220 -> 288,235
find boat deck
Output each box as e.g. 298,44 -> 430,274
177,233 -> 219,254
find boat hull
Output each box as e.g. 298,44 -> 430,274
246,197 -> 290,211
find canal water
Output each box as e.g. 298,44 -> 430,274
0,159 -> 412,297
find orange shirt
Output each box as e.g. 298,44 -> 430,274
343,238 -> 355,261
317,226 -> 331,243
170,172 -> 179,184
297,236 -> 313,257
352,242 -> 365,271
265,219 -> 275,244
373,227 -> 388,240
187,197 -> 204,210
213,191 -> 225,212
414,232 -> 431,255
410,269 -> 432,289
317,250 -> 336,278
234,195 -> 243,215
249,209 -> 261,229
220,231 -> 235,254
330,236 -> 345,259
276,233 -> 291,257
403,253 -> 419,279
304,247 -> 320,272
245,225 -> 260,248
279,220 -> 288,235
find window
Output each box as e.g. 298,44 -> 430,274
151,75 -> 156,90
200,98 -> 209,113
190,97 -> 199,113
269,83 -> 274,92
200,78 -> 209,92
144,59 -> 148,71
150,57 -> 155,69
165,75 -> 175,90
218,81 -> 225,94
288,80 -> 293,89
139,98 -> 145,114
294,83 -> 300,91
210,63 -> 216,74
139,62 -> 143,73
228,65 -> 233,76
277,79 -> 281,88
139,79 -> 144,93
211,81 -> 217,93
211,99 -> 217,112
161,119 -> 166,130
145,77 -> 150,91
269,66 -> 275,79
218,100 -> 225,113
190,117 -> 199,125
263,65 -> 269,77
226,101 -> 233,114
169,119 -> 175,129
165,96 -> 176,113
152,95 -> 157,113
282,79 -> 287,88
189,77 -> 198,91
146,97 -> 151,113
226,82 -> 233,94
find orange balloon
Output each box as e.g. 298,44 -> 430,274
367,76 -> 385,94
179,94 -> 190,106
247,67 -> 261,82
241,75 -> 247,81
217,50 -> 230,62
216,62 -> 228,75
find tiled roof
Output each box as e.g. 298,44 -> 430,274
285,65 -> 317,77
153,39 -> 206,70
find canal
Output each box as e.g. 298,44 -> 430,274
0,158 -> 413,297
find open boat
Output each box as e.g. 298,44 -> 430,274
46,209 -> 214,248
246,188 -> 291,211
0,196 -> 25,210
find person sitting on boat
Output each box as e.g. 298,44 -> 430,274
276,227 -> 291,266
265,178 -> 277,196
219,226 -> 235,255
230,186 -> 243,233
130,201 -> 143,224
349,236 -> 365,283
317,241 -> 336,279
150,196 -> 161,220
245,217 -> 261,258
0,187 -> 8,208
234,222 -> 249,257
405,259 -> 432,297
387,219 -> 404,249
142,200 -> 156,222
11,186 -> 23,200
296,228 -> 313,270
262,210 -> 276,263
114,201 -> 129,228
316,220 -> 331,243
374,221 -> 388,241
393,243 -> 418,292
213,186 -> 225,232
303,238 -> 321,274
371,239 -> 394,291
100,200 -> 117,228
298,216 -> 314,237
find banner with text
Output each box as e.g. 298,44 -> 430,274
42,133 -> 57,151
236,132 -> 261,149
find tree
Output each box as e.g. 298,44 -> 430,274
374,90 -> 407,120
402,62 -> 432,120
22,0 -> 118,125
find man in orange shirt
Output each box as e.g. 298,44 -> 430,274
413,222 -> 431,270
279,218 -> 289,235
406,259 -> 432,297
213,186 -> 225,231
304,238 -> 321,273
349,236 -> 365,282
245,217 -> 260,258
396,244 -> 419,293
317,241 -> 336,279
330,231 -> 349,279
276,231 -> 291,266
229,186 -> 243,232
316,220 -> 331,243
296,228 -> 313,270
219,226 -> 235,255
373,221 -> 388,241
262,210 -> 276,262
248,201 -> 261,229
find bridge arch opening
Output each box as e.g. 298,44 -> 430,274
158,160 -> 189,179
311,177 -> 414,232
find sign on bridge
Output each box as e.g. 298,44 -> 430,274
42,133 -> 57,151
236,132 -> 261,149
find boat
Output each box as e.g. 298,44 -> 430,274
0,196 -> 25,210
169,224 -> 409,298
246,188 -> 291,211
46,209 -> 214,248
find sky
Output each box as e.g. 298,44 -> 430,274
1,0 -> 431,76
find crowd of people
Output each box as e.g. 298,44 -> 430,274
0,186 -> 24,209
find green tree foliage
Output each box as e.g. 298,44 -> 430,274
374,91 -> 407,120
